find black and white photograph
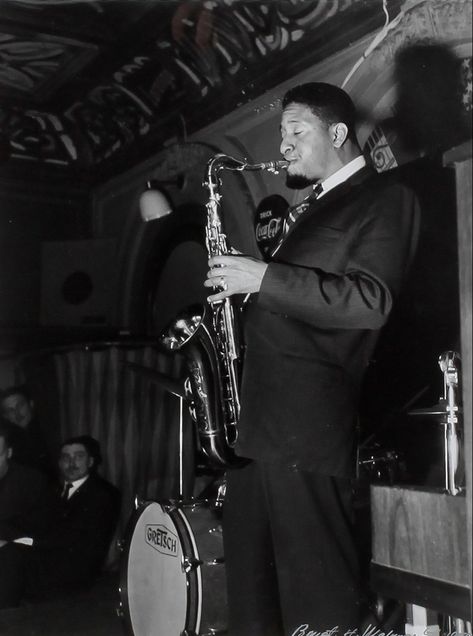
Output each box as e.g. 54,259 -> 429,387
0,1 -> 471,634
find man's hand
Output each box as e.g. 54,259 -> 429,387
205,255 -> 268,302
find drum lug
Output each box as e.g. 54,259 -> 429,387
182,556 -> 203,573
116,604 -> 124,619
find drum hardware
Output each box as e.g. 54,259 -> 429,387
119,499 -> 227,635
408,351 -> 463,495
122,362 -> 187,399
123,362 -> 190,499
214,479 -> 226,509
438,350 -> 462,495
182,556 -> 204,573
208,557 -> 225,565
121,348 -> 228,633
356,442 -> 400,485
408,402 -> 463,418
134,495 -> 146,510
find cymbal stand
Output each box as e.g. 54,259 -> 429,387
438,351 -> 461,495
178,393 -> 184,500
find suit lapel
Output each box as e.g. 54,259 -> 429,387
271,166 -> 375,256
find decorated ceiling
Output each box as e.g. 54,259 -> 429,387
0,0 -> 387,179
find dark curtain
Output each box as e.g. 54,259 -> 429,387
50,345 -> 196,565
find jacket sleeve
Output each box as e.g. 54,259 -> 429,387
257,182 -> 420,330
0,472 -> 55,542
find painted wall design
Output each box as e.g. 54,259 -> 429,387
0,0 -> 381,169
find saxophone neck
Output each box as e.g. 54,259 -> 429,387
206,154 -> 245,178
206,153 -> 289,176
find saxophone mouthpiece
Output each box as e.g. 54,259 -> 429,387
264,160 -> 289,173
252,159 -> 289,173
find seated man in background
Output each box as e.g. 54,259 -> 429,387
0,434 -> 121,607
24,435 -> 121,601
0,385 -> 54,478
0,421 -> 54,608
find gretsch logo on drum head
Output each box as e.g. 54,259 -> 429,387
145,524 -> 178,557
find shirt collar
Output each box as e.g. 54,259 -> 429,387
316,155 -> 367,198
66,474 -> 89,498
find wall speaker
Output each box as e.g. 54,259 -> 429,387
40,239 -> 116,327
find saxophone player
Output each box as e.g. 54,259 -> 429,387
204,82 -> 420,635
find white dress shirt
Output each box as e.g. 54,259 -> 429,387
316,155 -> 367,198
64,475 -> 89,499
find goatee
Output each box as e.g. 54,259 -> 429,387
285,173 -> 313,190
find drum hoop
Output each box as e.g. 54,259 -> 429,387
174,506 -> 203,634
118,501 -> 155,636
118,500 -> 205,635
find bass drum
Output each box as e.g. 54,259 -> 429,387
119,499 -> 227,636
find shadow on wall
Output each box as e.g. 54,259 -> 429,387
386,42 -> 471,161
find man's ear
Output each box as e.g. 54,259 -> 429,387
7,448 -> 12,460
330,123 -> 348,148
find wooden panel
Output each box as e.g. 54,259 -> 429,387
371,563 -> 471,620
371,485 -> 469,586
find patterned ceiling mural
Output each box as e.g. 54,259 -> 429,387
0,0 -> 385,174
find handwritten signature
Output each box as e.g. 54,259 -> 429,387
290,625 -> 472,636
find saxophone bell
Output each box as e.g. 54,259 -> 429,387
160,305 -> 205,351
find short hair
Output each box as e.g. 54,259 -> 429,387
0,419 -> 11,448
282,82 -> 358,142
60,435 -> 102,468
0,384 -> 32,403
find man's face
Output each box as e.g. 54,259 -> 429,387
0,436 -> 12,479
1,393 -> 34,429
58,443 -> 93,482
280,102 -> 338,188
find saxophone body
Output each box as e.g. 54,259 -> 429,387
160,153 -> 288,468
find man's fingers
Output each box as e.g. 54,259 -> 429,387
207,290 -> 230,303
209,255 -> 248,269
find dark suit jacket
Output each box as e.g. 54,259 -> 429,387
236,166 -> 421,476
26,473 -> 121,597
5,419 -> 55,479
0,463 -> 53,541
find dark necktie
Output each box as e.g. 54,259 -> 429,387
283,182 -> 323,236
61,482 -> 72,500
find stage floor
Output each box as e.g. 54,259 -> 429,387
0,571 -> 123,636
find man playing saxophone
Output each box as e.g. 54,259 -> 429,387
204,82 -> 420,635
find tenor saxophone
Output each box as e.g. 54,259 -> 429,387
160,153 -> 288,468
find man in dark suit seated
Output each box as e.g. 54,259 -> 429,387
24,435 -> 121,601
0,434 -> 120,606
204,83 -> 420,634
0,421 -> 54,608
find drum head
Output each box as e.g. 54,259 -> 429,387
121,502 -> 194,636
